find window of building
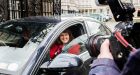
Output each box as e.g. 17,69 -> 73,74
138,10 -> 140,17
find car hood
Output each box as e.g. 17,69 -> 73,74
0,41 -> 38,74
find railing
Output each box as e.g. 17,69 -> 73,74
0,0 -> 61,22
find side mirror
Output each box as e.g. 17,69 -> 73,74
40,53 -> 83,72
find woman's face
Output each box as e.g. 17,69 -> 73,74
59,32 -> 70,44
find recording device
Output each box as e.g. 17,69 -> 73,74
86,0 -> 140,68
96,0 -> 135,21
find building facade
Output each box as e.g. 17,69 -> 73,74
61,0 -> 112,16
61,0 -> 140,17
133,0 -> 140,17
61,0 -> 79,16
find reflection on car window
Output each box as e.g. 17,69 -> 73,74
62,34 -> 88,55
33,23 -> 55,42
0,22 -> 56,47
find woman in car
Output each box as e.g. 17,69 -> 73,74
50,29 -> 74,59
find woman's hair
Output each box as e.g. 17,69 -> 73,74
56,29 -> 74,44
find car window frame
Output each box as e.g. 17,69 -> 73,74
48,22 -> 87,57
33,20 -> 87,75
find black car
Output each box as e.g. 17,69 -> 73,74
0,16 -> 112,75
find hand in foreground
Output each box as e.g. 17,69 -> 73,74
97,39 -> 114,59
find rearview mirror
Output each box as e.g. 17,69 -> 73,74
40,53 -> 83,71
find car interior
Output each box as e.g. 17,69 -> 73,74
64,23 -> 87,54
68,23 -> 85,38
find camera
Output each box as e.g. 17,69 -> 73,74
96,0 -> 135,21
86,0 -> 140,69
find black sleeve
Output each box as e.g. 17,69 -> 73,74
121,49 -> 140,75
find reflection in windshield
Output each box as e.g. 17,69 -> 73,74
0,22 -> 56,47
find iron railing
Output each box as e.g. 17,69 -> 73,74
0,0 -> 61,22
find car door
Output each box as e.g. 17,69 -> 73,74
60,19 -> 112,75
34,18 -> 111,75
66,20 -> 111,75
34,19 -> 88,75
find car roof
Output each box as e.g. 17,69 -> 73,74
0,16 -> 60,29
15,16 -> 60,23
1,16 -> 60,26
61,16 -> 100,22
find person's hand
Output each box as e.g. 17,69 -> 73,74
97,39 -> 114,59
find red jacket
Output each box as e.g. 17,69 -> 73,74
68,44 -> 80,55
50,44 -> 63,59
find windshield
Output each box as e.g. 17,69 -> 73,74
0,21 -> 55,47
0,21 -> 57,74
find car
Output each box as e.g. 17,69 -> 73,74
0,16 -> 112,75
87,13 -> 111,22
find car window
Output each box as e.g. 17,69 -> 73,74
62,34 -> 88,55
86,21 -> 109,35
49,23 -> 86,60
